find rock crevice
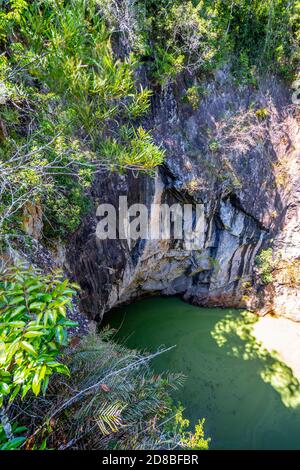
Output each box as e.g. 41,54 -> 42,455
66,75 -> 300,321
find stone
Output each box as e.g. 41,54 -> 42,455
66,76 -> 300,322
23,202 -> 43,240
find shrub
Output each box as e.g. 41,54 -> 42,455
255,108 -> 269,120
171,405 -> 210,450
185,86 -> 201,110
137,0 -> 220,82
0,422 -> 27,450
0,264 -> 78,407
256,248 -> 274,284
103,0 -> 299,82
0,0 -> 164,243
21,331 -> 210,450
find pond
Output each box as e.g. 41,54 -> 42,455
103,296 -> 300,450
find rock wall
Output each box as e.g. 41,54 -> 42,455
66,73 -> 300,321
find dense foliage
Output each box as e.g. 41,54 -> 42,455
0,264 -> 78,448
0,265 -> 210,450
100,0 -> 300,83
0,0 -> 164,242
0,0 -> 298,242
256,248 -> 274,284
0,0 -> 298,452
0,265 -> 77,405
17,331 -> 210,450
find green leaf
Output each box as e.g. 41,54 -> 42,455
8,296 -> 24,305
8,321 -> 26,328
39,439 -> 47,450
62,289 -> 77,296
32,372 -> 41,396
14,426 -> 28,434
52,363 -> 70,376
23,331 -> 44,338
0,382 -> 10,395
21,341 -> 37,356
0,341 -> 6,363
36,294 -> 52,302
26,284 -> 43,293
8,384 -> 21,403
55,325 -> 65,344
1,436 -> 26,450
10,308 -> 28,319
42,376 -> 49,395
46,342 -> 58,352
21,382 -> 32,399
26,324 -> 46,331
58,305 -> 67,317
39,364 -> 47,381
59,319 -> 78,328
0,371 -> 10,378
46,361 -> 63,367
10,305 -> 26,316
29,302 -> 45,311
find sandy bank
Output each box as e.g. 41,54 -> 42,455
253,316 -> 300,382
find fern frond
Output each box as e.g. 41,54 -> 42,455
96,401 -> 125,436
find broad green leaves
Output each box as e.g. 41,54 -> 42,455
0,435 -> 26,450
0,265 -> 78,405
0,422 -> 27,450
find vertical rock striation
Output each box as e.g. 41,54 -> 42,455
66,74 -> 300,321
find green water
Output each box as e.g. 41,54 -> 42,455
103,296 -> 300,450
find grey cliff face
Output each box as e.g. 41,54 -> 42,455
66,73 -> 300,321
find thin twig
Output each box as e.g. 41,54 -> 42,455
24,345 -> 176,445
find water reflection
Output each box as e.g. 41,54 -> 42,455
104,297 -> 300,449
211,311 -> 300,409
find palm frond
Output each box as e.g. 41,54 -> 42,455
96,401 -> 125,436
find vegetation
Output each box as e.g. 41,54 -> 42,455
0,265 -> 77,406
0,265 -> 209,450
0,264 -> 77,446
15,331 -> 209,450
100,0 -> 300,83
0,0 -> 164,242
184,85 -> 202,110
256,248 -> 274,284
255,108 -> 270,120
0,0 -> 298,242
0,0 -> 298,451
